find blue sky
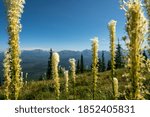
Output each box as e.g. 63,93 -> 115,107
0,0 -> 126,51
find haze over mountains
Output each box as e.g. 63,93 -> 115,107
0,49 -> 149,81
0,49 -> 110,81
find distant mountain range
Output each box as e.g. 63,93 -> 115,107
0,49 -> 149,81
0,49 -> 110,81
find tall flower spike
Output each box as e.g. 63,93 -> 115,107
52,52 -> 60,100
91,37 -> 99,100
3,49 -> 11,100
122,0 -> 148,99
108,20 -> 117,98
113,78 -> 119,100
64,70 -> 69,97
69,58 -> 76,99
5,0 -> 25,100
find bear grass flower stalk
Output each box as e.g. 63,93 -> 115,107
5,0 -> 25,100
108,20 -> 117,98
69,58 -> 76,99
113,78 -> 119,100
25,73 -> 28,84
91,37 -> 99,100
52,52 -> 60,100
121,0 -> 148,99
3,49 -> 11,100
20,72 -> 24,87
64,70 -> 69,98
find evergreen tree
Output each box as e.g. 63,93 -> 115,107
97,58 -> 102,72
80,54 -> 84,73
107,60 -> 111,70
76,59 -> 80,73
143,50 -> 148,60
115,39 -> 123,69
47,49 -> 53,80
144,0 -> 150,55
0,77 -> 2,86
101,51 -> 106,72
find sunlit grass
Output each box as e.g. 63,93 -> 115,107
0,69 -> 149,100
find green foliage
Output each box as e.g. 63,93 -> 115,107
97,58 -> 102,72
143,50 -> 148,61
107,60 -> 111,71
144,0 -> 150,54
101,51 -> 106,72
76,59 -> 80,73
76,54 -> 85,74
80,54 -> 84,73
115,39 -> 124,69
47,49 -> 53,80
0,69 -> 149,100
0,78 -> 2,87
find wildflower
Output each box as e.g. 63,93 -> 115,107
52,52 -> 60,99
91,37 -> 99,100
3,49 -> 11,100
5,0 -> 25,100
64,70 -> 69,96
121,0 -> 148,99
113,78 -> 119,99
108,20 -> 117,98
69,58 -> 76,99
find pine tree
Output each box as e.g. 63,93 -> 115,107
101,51 -> 106,72
98,58 -> 102,72
115,39 -> 123,69
0,77 -> 1,86
80,54 -> 84,73
76,59 -> 80,73
107,60 -> 111,71
144,0 -> 150,54
143,50 -> 148,61
47,49 -> 53,79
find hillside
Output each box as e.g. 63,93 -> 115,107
0,69 -> 149,100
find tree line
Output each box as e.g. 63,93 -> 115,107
46,38 -> 125,80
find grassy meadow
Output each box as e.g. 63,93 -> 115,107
0,69 -> 149,100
